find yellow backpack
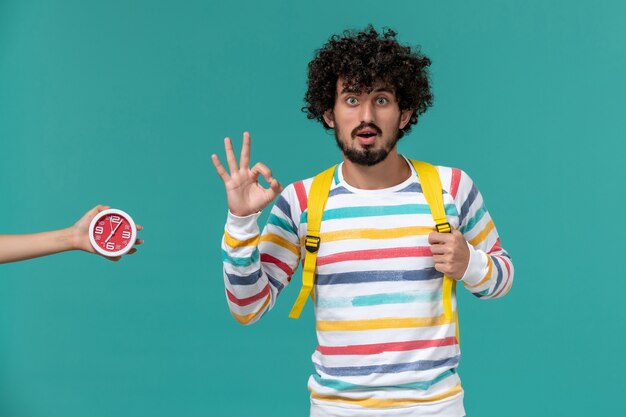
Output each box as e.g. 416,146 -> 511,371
288,160 -> 458,340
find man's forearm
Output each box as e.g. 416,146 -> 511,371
0,228 -> 76,264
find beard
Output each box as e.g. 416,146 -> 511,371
334,121 -> 402,166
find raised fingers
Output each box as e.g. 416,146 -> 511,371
223,137 -> 239,173
240,132 -> 251,169
211,154 -> 231,183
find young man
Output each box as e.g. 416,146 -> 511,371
0,205 -> 143,263
212,26 -> 513,417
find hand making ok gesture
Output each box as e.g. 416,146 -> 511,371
211,132 -> 283,217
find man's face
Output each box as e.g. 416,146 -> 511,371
323,79 -> 413,166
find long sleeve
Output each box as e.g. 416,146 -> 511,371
221,183 -> 303,324
453,169 -> 514,299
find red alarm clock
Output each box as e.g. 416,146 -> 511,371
88,208 -> 137,257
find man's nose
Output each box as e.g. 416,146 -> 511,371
359,101 -> 375,123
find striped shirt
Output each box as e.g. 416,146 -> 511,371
221,159 -> 514,416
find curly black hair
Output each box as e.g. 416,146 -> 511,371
303,25 -> 433,139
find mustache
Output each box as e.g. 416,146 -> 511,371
351,123 -> 382,138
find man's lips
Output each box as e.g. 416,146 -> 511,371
354,130 -> 378,145
351,124 -> 382,145
355,130 -> 377,137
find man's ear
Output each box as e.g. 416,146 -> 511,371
323,109 -> 335,128
399,109 -> 414,129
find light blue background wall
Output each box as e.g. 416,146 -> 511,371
1,0 -> 624,415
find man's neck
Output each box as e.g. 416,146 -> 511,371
341,150 -> 412,190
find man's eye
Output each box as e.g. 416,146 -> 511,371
346,97 -> 358,105
376,97 -> 389,105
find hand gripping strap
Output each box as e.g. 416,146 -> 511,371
409,160 -> 457,327
289,165 -> 336,319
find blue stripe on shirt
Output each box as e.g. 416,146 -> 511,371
267,273 -> 285,294
493,256 -> 504,291
460,203 -> 487,234
316,268 -> 442,285
315,356 -> 459,377
225,269 -> 261,285
274,196 -> 293,226
459,184 -> 479,222
328,186 -> 353,197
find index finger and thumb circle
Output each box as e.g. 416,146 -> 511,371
251,162 -> 274,183
251,162 -> 283,195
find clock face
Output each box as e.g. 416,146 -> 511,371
88,209 -> 137,257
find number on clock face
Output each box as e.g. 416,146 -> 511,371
92,213 -> 133,253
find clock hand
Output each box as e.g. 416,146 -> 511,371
105,217 -> 115,242
105,219 -> 124,243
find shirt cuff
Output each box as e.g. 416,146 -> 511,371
460,241 -> 489,286
225,210 -> 262,237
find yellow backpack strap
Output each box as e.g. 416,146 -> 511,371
409,160 -> 457,331
289,165 -> 336,319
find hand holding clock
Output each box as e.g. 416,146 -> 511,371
211,132 -> 283,217
74,205 -> 143,261
0,205 -> 143,264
